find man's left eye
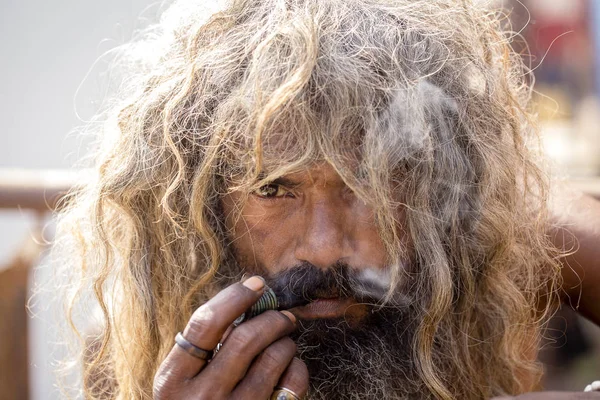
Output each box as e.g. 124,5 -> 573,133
252,183 -> 289,198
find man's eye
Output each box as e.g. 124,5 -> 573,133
252,184 -> 289,198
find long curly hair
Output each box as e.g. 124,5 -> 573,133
46,0 -> 562,398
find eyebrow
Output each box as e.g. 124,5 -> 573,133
270,176 -> 302,188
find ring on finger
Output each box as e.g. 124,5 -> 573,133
270,386 -> 301,400
175,332 -> 213,360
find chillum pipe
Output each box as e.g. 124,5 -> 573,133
233,286 -> 311,325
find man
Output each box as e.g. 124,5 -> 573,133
52,0 -> 600,398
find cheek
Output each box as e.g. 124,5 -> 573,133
221,196 -> 293,272
353,201 -> 412,266
352,204 -> 388,263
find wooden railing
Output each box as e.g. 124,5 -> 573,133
0,168 -> 84,211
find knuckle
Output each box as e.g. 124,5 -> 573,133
257,350 -> 282,373
260,310 -> 294,329
260,339 -> 295,368
186,283 -> 258,338
196,385 -> 224,400
226,324 -> 257,352
225,312 -> 294,353
152,385 -> 171,400
153,372 -> 178,400
290,357 -> 310,384
187,304 -> 222,337
275,336 -> 297,354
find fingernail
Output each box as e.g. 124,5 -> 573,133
280,310 -> 297,323
242,276 -> 265,291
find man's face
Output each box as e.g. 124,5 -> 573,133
221,162 -> 390,315
221,162 -> 419,399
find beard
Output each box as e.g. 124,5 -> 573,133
265,262 -> 423,400
292,310 -> 420,399
218,244 -> 423,399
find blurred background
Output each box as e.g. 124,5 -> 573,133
0,0 -> 599,398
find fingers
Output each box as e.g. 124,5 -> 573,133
275,357 -> 310,399
229,337 -> 297,399
157,277 -> 266,383
154,276 -> 308,400
195,310 -> 297,394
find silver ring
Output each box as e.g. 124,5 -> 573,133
174,332 -> 213,360
270,386 -> 301,400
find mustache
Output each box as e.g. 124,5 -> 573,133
265,262 -> 399,309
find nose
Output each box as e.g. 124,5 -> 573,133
294,196 -> 352,270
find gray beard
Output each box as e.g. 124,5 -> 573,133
216,246 -> 423,398
291,310 -> 421,400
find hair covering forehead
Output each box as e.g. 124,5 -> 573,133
204,0 -> 465,175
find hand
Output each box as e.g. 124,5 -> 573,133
153,276 -> 309,399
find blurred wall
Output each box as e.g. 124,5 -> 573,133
0,1 -> 157,398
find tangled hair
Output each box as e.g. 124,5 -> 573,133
45,0 -> 562,398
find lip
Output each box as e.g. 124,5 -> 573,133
288,297 -> 360,320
